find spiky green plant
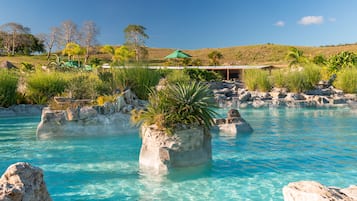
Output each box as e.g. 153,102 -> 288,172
131,82 -> 217,134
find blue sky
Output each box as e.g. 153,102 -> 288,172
1,0 -> 356,49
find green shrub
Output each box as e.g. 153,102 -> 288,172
303,64 -> 321,89
334,68 -> 357,93
166,70 -> 191,84
284,65 -> 321,93
67,74 -> 102,99
243,69 -> 272,92
131,82 -> 216,134
98,71 -> 113,83
256,70 -> 272,92
0,70 -> 19,107
26,72 -> 68,104
271,69 -> 286,88
183,68 -> 222,81
112,67 -> 161,100
285,71 -> 306,93
328,51 -> 357,73
20,62 -> 35,72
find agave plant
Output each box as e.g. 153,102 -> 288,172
131,81 -> 217,134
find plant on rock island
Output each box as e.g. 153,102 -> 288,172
131,81 -> 217,135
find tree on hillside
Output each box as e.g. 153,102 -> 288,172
286,47 -> 307,68
15,34 -> 45,55
100,45 -> 135,66
100,45 -> 115,61
62,42 -> 83,64
208,50 -> 223,66
0,22 -> 30,55
59,20 -> 79,49
124,24 -> 149,62
81,21 -> 99,64
38,27 -> 60,59
113,45 -> 135,66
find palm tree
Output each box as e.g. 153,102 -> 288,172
286,47 -> 307,68
208,50 -> 223,66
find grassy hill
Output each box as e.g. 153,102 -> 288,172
147,43 -> 357,67
2,43 -> 357,68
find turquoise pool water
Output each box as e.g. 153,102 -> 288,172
0,107 -> 356,201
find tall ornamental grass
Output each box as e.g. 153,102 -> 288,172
303,64 -> 321,89
112,67 -> 161,100
26,72 -> 68,104
284,65 -> 321,93
0,70 -> 19,107
284,71 -> 306,93
165,70 -> 191,84
271,69 -> 286,88
243,69 -> 272,92
334,68 -> 357,93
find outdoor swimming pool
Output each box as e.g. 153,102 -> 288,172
0,107 -> 356,200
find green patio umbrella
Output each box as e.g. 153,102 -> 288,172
165,50 -> 192,59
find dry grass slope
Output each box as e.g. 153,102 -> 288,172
147,43 -> 357,66
1,43 -> 357,67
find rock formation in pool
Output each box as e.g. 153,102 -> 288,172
139,125 -> 212,172
0,162 -> 52,201
283,181 -> 357,201
36,89 -> 144,139
214,109 -> 253,135
132,82 -> 215,173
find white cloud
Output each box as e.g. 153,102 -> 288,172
298,16 -> 324,25
274,21 -> 285,27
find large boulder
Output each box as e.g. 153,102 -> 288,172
139,125 -> 212,173
0,162 -> 52,201
283,181 -> 357,201
215,109 -> 253,135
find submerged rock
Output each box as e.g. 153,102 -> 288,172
139,125 -> 212,173
0,162 -> 52,201
283,181 -> 357,201
215,109 -> 253,135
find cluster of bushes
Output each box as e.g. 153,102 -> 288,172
0,66 -> 222,108
243,64 -> 322,93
